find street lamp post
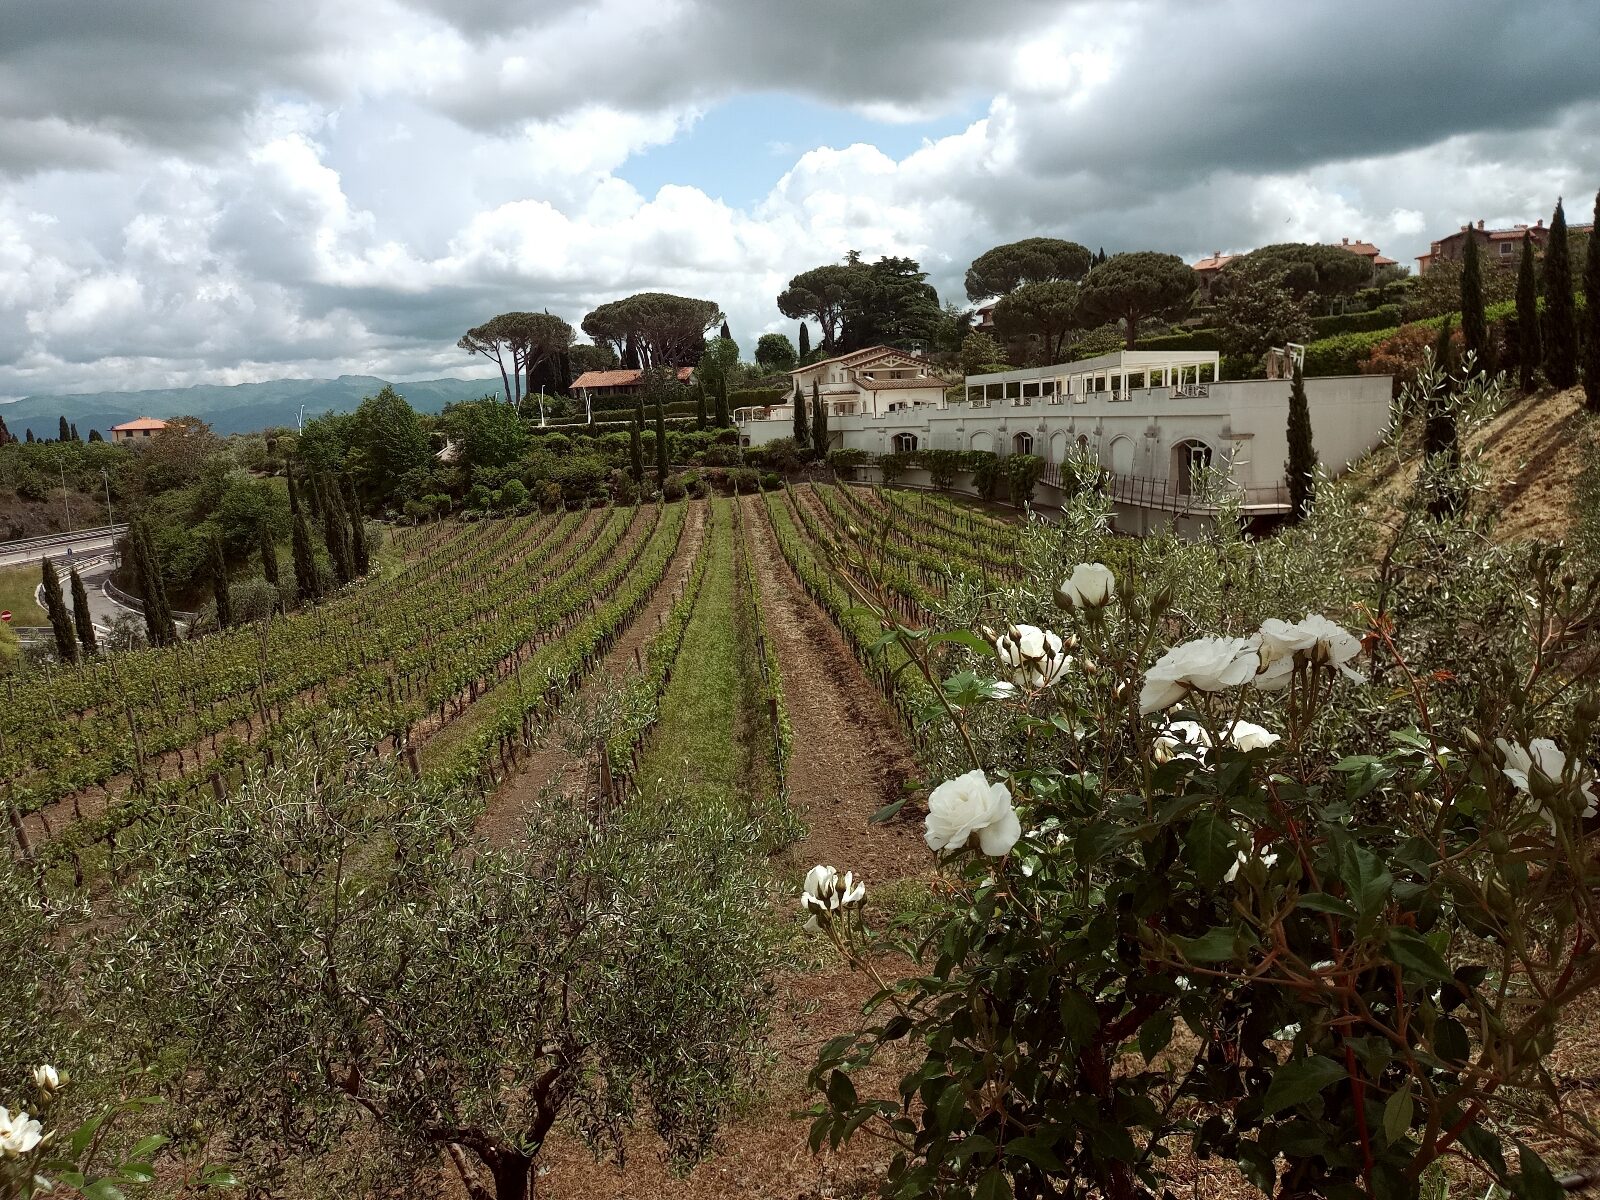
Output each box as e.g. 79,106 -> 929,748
58,462 -> 73,532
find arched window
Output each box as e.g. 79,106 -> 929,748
892,432 -> 918,453
1013,431 -> 1034,455
1172,439 -> 1213,495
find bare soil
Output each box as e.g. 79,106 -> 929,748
1352,384 -> 1589,543
474,502 -> 709,848
525,496 -> 931,1199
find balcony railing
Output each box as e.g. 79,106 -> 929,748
1037,463 -> 1289,514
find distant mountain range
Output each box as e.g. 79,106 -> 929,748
0,374 -> 505,439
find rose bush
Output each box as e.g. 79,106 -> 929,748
806,427 -> 1600,1200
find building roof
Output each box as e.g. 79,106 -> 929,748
1192,252 -> 1239,273
792,345 -> 934,375
855,376 -> 950,391
111,417 -> 167,431
571,367 -> 693,389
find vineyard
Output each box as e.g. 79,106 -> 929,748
8,464 -> 1600,1200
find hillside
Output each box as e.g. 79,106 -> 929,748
0,373 -> 503,439
1344,384 -> 1592,543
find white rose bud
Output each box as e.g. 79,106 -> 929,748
1056,562 -> 1116,610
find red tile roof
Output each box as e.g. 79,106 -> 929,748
571,367 -> 692,389
855,376 -> 949,391
1192,252 -> 1238,273
111,417 -> 167,431
792,345 -> 934,374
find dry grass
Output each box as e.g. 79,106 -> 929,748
1345,385 -> 1590,544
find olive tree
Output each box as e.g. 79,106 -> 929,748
106,725 -> 775,1200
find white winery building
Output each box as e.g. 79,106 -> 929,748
737,347 -> 1393,535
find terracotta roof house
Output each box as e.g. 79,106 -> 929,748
1335,236 -> 1399,274
569,366 -> 694,401
1191,251 -> 1242,297
734,346 -> 951,430
110,417 -> 167,445
1416,218 -> 1596,275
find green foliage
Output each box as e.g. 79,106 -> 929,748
1228,241 -> 1374,310
1583,190 -> 1600,413
349,385 -> 431,501
1077,251 -> 1199,347
964,237 -> 1092,301
105,721 -> 777,1196
991,280 -> 1080,363
805,477 -> 1600,1200
1285,359 -> 1317,523
1461,227 -> 1490,371
754,332 -> 797,371
1517,232 -> 1543,393
1215,257 -> 1314,360
810,380 -> 827,457
208,528 -> 232,629
40,555 -> 76,662
68,566 -> 96,655
581,292 -> 723,369
1308,305 -> 1406,336
444,396 -> 530,471
960,331 -> 1010,376
1001,452 -> 1044,506
791,382 -> 808,446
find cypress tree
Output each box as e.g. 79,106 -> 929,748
1544,198 -> 1578,390
1284,359 -> 1317,524
1460,230 -> 1488,373
25,429 -> 34,444
209,530 -> 233,630
287,466 -> 301,515
131,519 -> 176,646
41,557 -> 77,663
811,379 -> 828,459
792,381 -> 809,448
318,472 -> 353,585
69,566 -> 97,656
695,381 -> 707,431
87,429 -> 102,443
0,414 -> 10,446
628,414 -> 644,485
341,474 -> 369,576
58,415 -> 70,443
290,504 -> 321,606
258,519 -> 281,610
69,422 -> 80,443
798,322 -> 811,360
654,398 -> 669,487
720,319 -> 732,342
715,375 -> 730,428
1583,189 -> 1600,414
1515,231 -> 1541,393
1432,315 -> 1456,379
1423,320 -> 1462,521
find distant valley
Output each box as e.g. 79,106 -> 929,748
0,373 -> 504,439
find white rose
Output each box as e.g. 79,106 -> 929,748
1495,738 -> 1599,831
1228,720 -> 1281,752
1153,720 -> 1212,763
799,864 -> 866,931
925,769 -> 1023,857
0,1105 -> 43,1159
1058,563 -> 1115,609
1256,615 -> 1363,689
1223,845 -> 1279,883
994,624 -> 1071,690
1139,635 -> 1262,714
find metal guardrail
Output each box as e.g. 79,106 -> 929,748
0,523 -> 128,557
102,576 -> 199,623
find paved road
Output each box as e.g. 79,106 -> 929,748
8,552 -> 136,632
0,526 -> 126,570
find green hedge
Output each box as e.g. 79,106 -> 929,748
728,387 -> 787,408
1135,329 -> 1223,351
1308,306 -> 1404,337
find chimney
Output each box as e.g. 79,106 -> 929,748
1342,236 -> 1349,245
1477,219 -> 1485,230
1537,218 -> 1544,228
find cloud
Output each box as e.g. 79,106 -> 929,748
0,0 -> 1596,399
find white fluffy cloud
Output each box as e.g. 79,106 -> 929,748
0,0 -> 1596,398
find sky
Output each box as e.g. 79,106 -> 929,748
1,0 -> 1598,401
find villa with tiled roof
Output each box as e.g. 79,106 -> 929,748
735,346 -> 950,424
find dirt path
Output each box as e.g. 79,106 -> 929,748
740,493 -> 927,885
474,501 -> 710,848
